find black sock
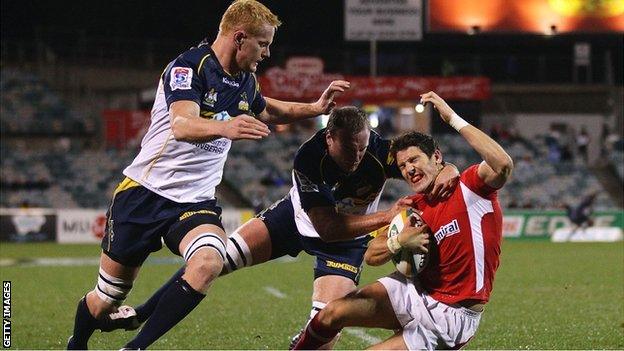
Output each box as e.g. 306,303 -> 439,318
135,266 -> 186,323
125,278 -> 204,349
68,296 -> 98,349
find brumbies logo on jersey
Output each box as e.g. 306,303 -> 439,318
433,219 -> 460,244
238,92 -> 249,112
170,67 -> 193,90
203,89 -> 218,107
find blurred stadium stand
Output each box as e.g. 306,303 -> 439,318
1,65 -> 620,210
1,69 -> 96,135
1,2 -> 622,211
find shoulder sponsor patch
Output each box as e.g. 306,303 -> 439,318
170,67 -> 193,90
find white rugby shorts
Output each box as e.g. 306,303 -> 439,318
378,272 -> 481,350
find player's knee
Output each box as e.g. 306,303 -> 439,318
186,249 -> 224,286
182,232 -> 227,281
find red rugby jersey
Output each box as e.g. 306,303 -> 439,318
409,164 -> 503,304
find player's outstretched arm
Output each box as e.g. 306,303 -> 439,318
308,196 -> 413,242
420,91 -> 514,189
170,100 -> 270,142
258,80 -> 350,124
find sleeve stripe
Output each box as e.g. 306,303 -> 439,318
197,54 -> 212,76
251,73 -> 259,102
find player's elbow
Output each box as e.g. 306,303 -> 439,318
496,155 -> 514,180
364,251 -> 383,266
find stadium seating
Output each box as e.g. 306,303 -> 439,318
610,149 -> 624,181
225,132 -> 310,209
226,131 -> 616,210
0,130 -> 616,209
0,89 -> 617,213
0,69 -> 94,135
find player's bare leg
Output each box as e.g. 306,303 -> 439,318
310,275 -> 357,349
367,332 -> 408,350
222,218 -> 273,273
124,224 -> 227,349
312,276 -> 357,308
290,275 -> 358,349
87,254 -> 139,316
179,228 -> 228,292
117,218 -> 272,331
68,253 -> 139,349
293,282 -> 400,349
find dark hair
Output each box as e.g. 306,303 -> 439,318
326,106 -> 370,135
389,131 -> 439,158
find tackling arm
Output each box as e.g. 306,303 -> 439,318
364,234 -> 393,266
257,80 -> 350,124
307,207 -> 396,243
364,218 -> 430,266
428,162 -> 460,200
307,197 -> 411,243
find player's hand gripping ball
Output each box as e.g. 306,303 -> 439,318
387,210 -> 429,277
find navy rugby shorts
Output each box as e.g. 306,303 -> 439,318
101,177 -> 224,267
258,195 -> 370,284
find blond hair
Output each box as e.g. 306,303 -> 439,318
219,0 -> 281,35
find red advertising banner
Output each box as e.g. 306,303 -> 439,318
258,68 -> 490,103
102,110 -> 150,148
428,0 -> 624,34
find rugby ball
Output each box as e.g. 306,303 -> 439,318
387,211 -> 428,277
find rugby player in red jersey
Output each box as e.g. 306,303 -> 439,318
293,91 -> 514,350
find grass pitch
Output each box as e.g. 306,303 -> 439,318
0,240 -> 622,349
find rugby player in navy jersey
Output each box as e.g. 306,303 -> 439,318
114,106 -> 460,349
67,1 -> 350,349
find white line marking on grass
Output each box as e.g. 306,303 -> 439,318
32,258 -> 100,266
0,256 -> 183,267
263,286 -> 287,299
0,257 -> 99,267
0,259 -> 17,267
344,328 -> 382,345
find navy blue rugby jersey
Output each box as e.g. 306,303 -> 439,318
162,43 -> 266,119
288,128 -> 403,239
123,43 -> 266,203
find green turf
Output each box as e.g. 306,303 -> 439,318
0,240 -> 622,349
